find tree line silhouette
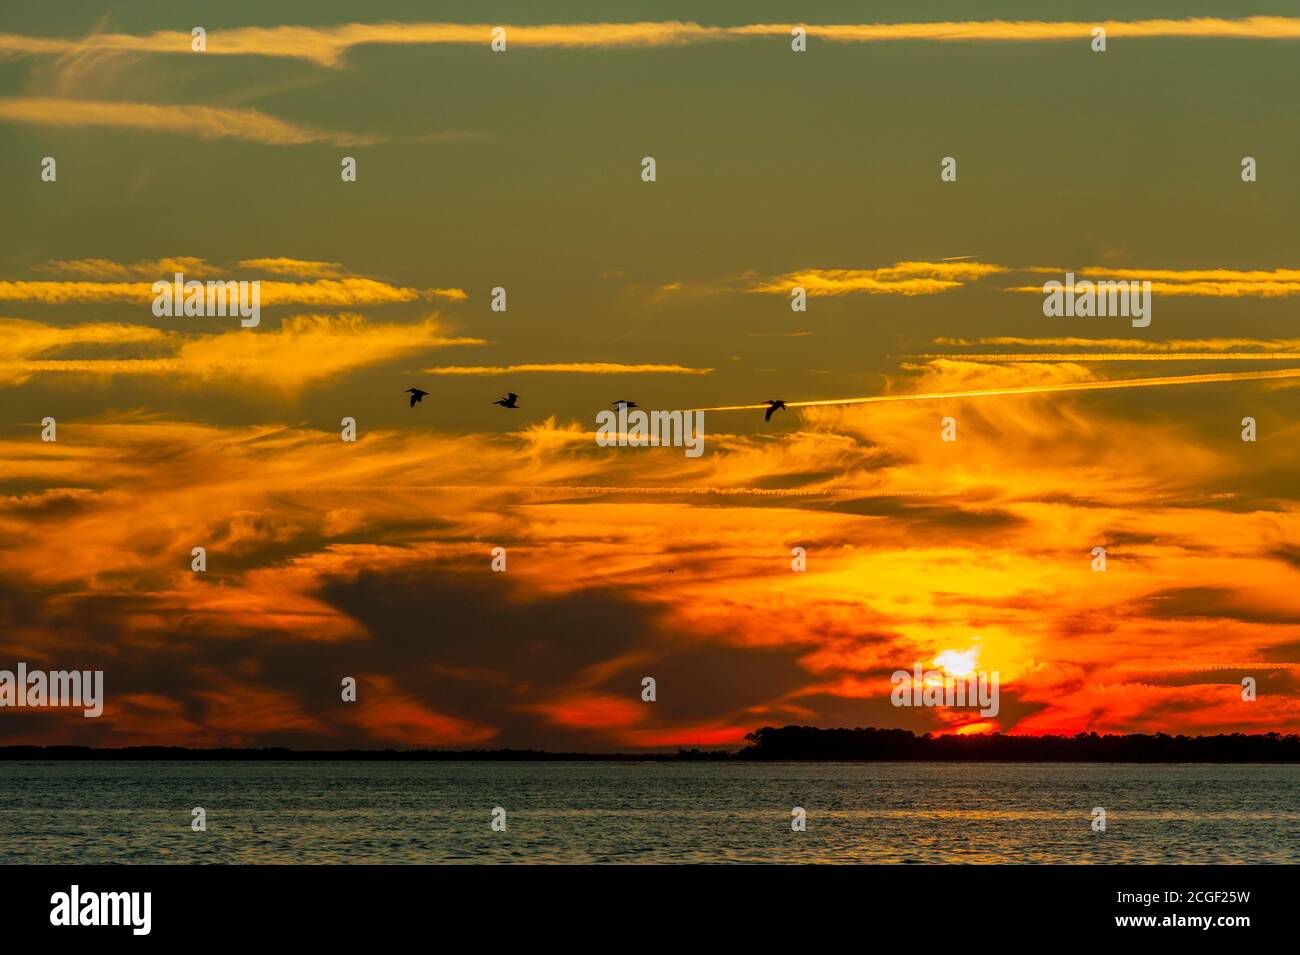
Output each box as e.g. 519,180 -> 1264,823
1,726 -> 1297,761
735,726 -> 1300,761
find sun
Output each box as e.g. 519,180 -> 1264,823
933,648 -> 979,678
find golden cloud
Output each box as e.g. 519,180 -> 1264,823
424,362 -> 712,375
753,261 -> 1009,296
0,96 -> 379,145
235,258 -> 350,279
1,18 -> 1297,67
0,314 -> 483,391
0,277 -> 427,307
1009,266 -> 1300,298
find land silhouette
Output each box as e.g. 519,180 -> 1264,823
2,726 -> 1297,761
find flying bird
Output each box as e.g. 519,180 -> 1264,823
405,388 -> 429,408
764,399 -> 786,422
612,399 -> 638,409
493,392 -> 520,409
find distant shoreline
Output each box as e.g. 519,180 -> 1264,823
3,726 -> 1298,761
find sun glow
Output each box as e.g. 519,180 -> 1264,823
933,649 -> 979,678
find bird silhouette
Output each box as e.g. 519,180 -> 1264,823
611,399 -> 638,409
493,392 -> 520,409
764,399 -> 786,422
405,388 -> 429,408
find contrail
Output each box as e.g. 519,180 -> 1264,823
910,352 -> 1300,362
684,367 -> 1300,412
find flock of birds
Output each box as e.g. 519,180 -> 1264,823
403,389 -> 788,421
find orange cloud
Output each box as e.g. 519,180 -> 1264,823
2,352 -> 1298,747
346,676 -> 498,746
527,693 -> 646,731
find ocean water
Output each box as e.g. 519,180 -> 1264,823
0,761 -> 1295,864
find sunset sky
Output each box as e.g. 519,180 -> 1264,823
1,2 -> 1299,749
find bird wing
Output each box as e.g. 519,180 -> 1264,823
409,393 -> 418,407
507,393 -> 518,401
764,405 -> 776,422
